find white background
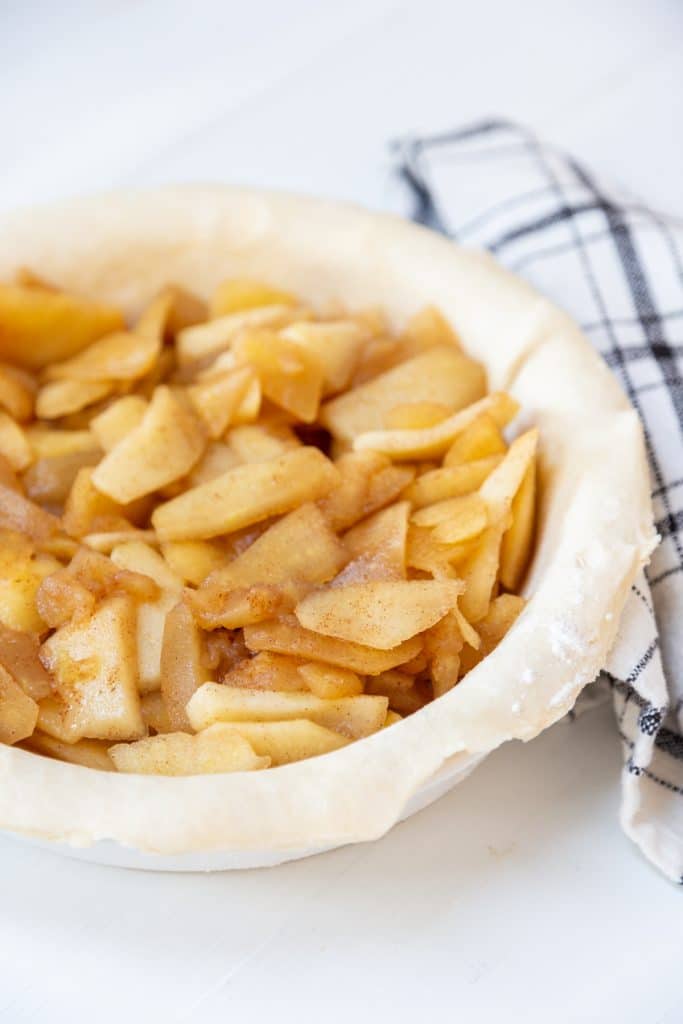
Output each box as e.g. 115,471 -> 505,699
1,2 -> 682,1021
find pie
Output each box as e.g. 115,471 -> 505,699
0,188 -> 655,859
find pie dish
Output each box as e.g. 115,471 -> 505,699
0,187 -> 655,869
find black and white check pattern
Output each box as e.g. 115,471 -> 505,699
393,120 -> 683,883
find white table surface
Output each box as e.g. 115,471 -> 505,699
2,2 -> 682,1020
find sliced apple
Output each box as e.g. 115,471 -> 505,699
297,662 -> 364,699
0,484 -> 59,541
0,663 -> 39,744
0,411 -> 32,471
0,283 -> 125,369
26,426 -> 98,459
404,456 -> 502,509
35,379 -> 114,419
90,395 -> 148,451
0,621 -> 52,701
342,501 -> 409,581
109,724 -> 269,775
187,683 -> 388,739
444,412 -> 506,465
296,579 -> 463,650
210,279 -> 297,318
24,731 -> 114,770
353,392 -> 519,461
160,539 -> 228,586
40,595 -> 144,741
0,362 -> 35,421
233,329 -> 324,422
244,616 -> 422,675
500,457 -> 537,591
226,422 -> 300,464
176,304 -> 296,365
281,320 -> 366,395
92,385 -> 206,503
111,541 -> 183,693
220,719 -> 350,765
159,599 -> 210,731
458,524 -> 507,624
187,366 -> 255,439
152,447 -> 339,541
321,346 -> 486,442
201,503 -> 347,595
0,542 -> 60,633
45,328 -> 160,382
385,401 -> 453,430
479,428 -> 538,523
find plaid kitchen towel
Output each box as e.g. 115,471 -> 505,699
393,120 -> 683,883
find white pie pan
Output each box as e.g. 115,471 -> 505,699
14,751 -> 486,871
0,187 -> 655,870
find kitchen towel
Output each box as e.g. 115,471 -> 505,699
393,120 -> 683,883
